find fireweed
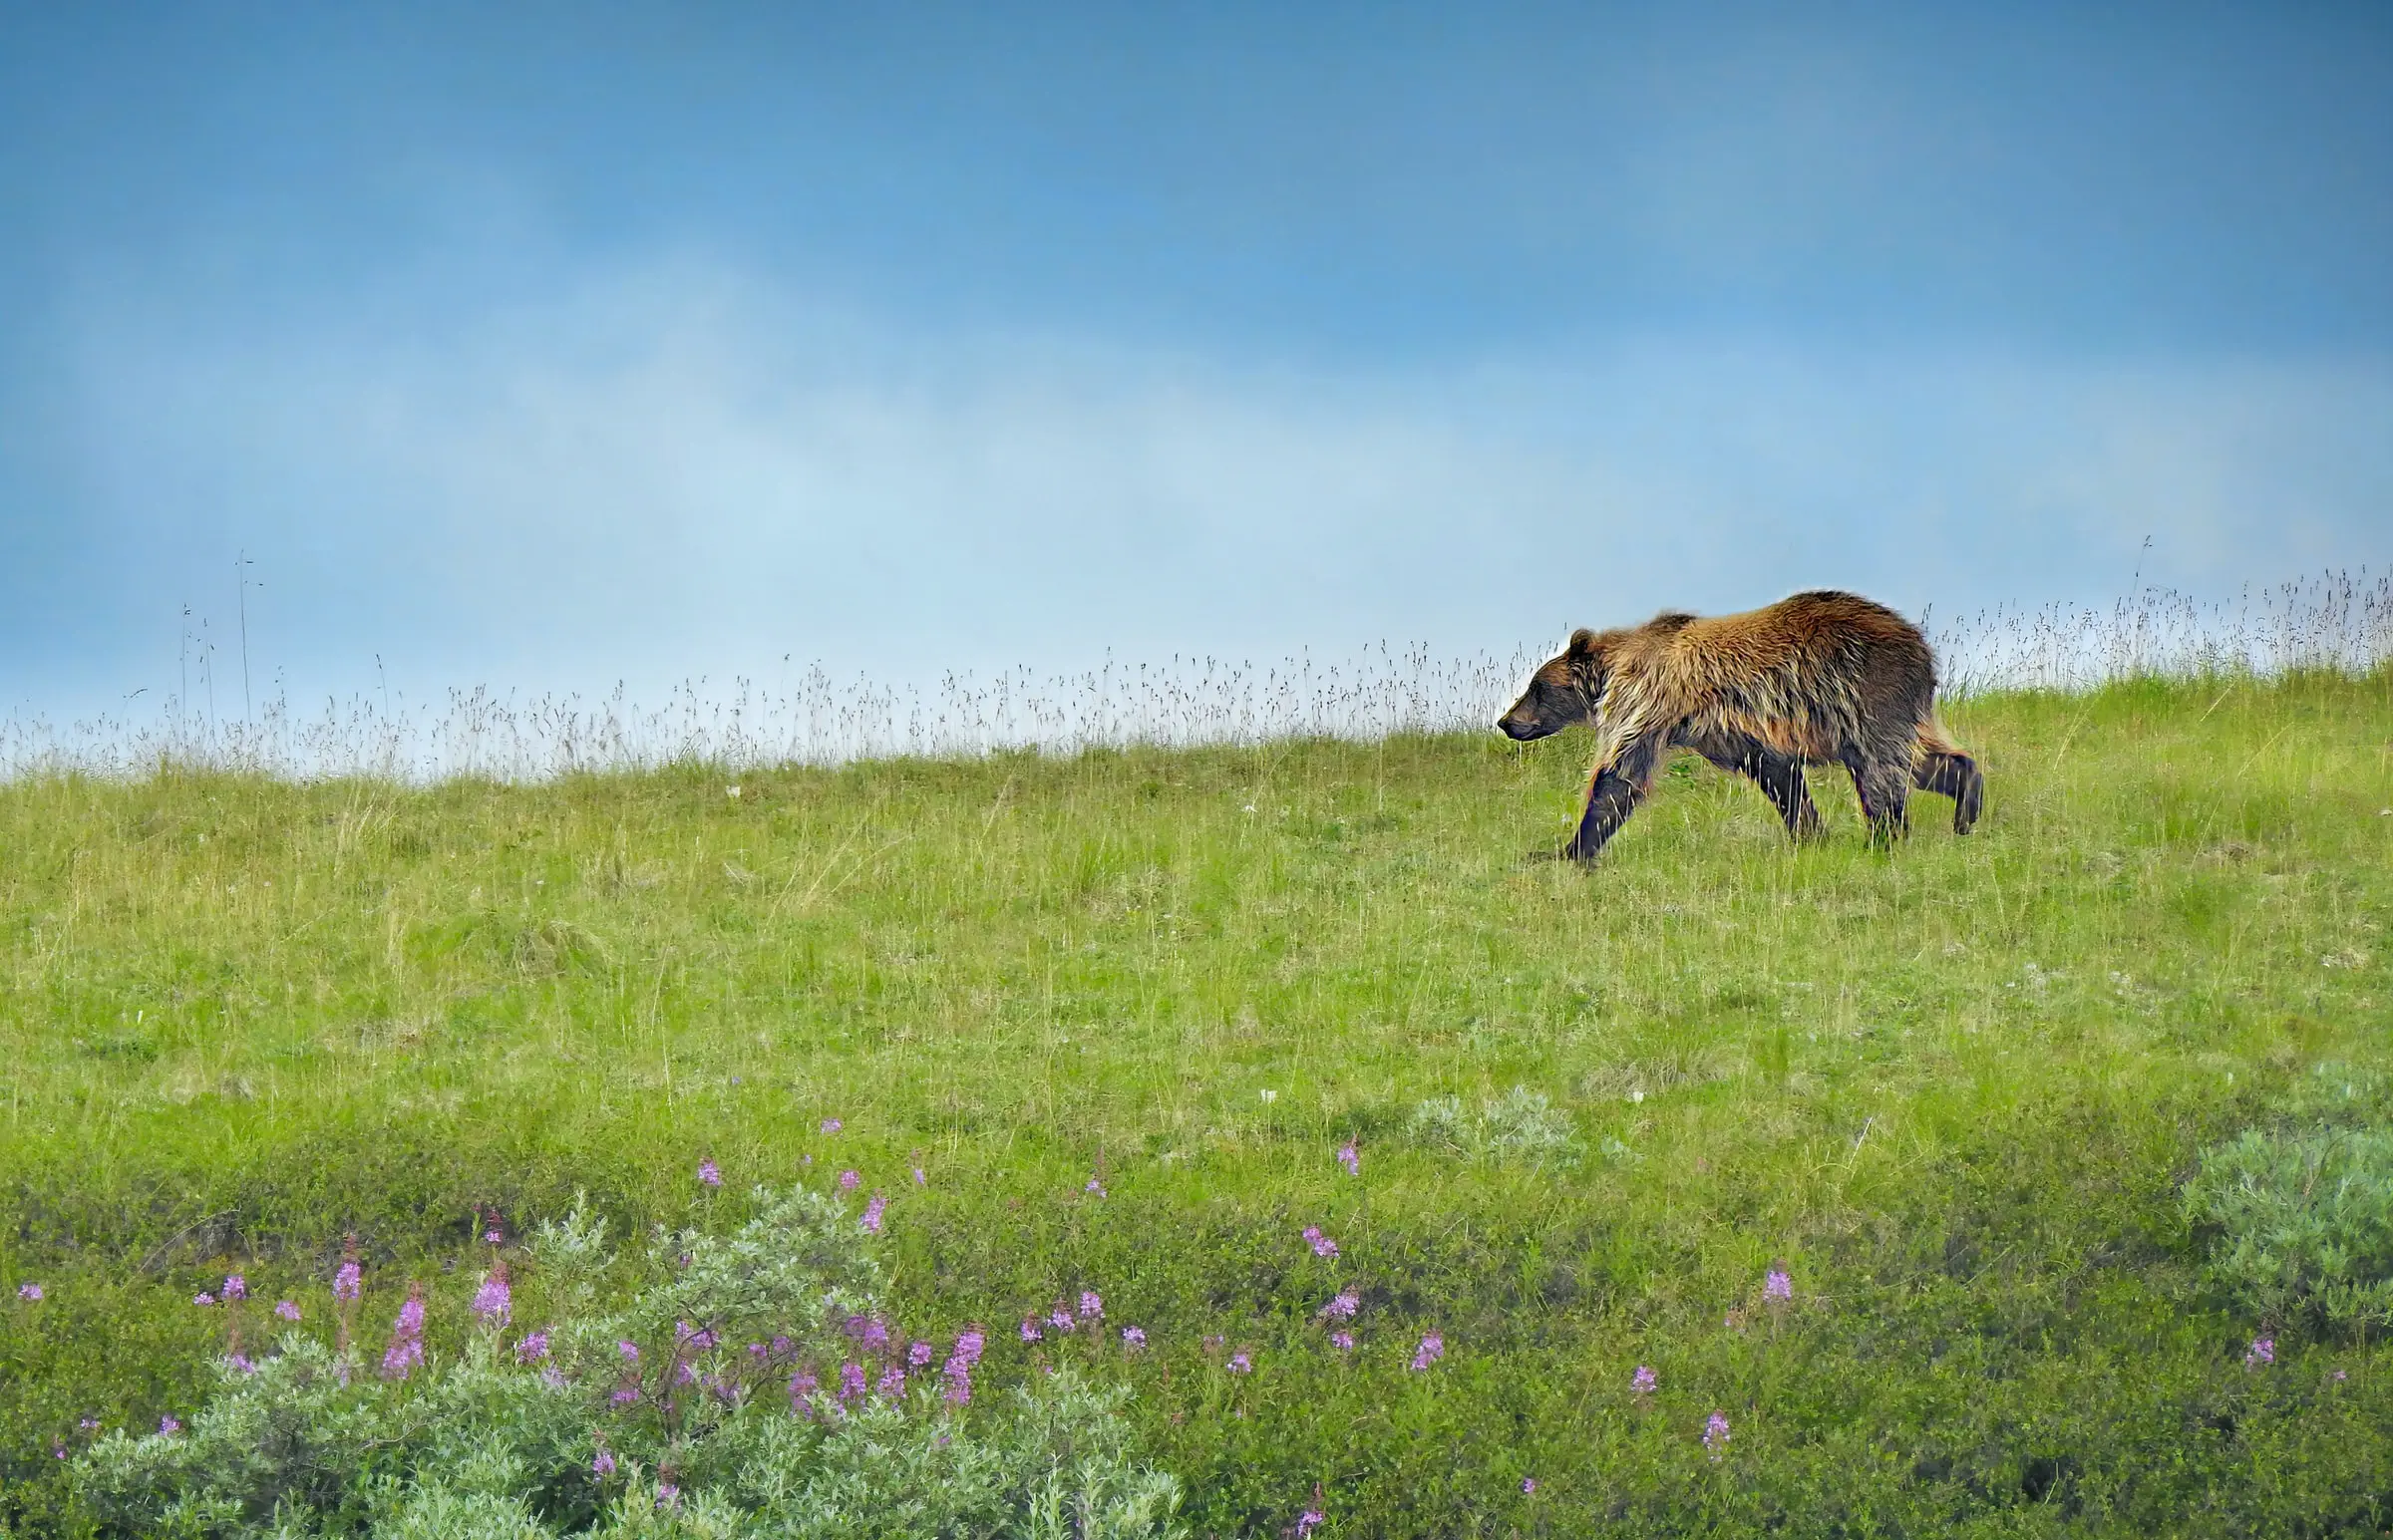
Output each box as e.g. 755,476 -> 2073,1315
74,1187 -> 1185,1538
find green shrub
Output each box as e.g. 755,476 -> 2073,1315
2185,1122 -> 2393,1331
73,1189 -> 1183,1539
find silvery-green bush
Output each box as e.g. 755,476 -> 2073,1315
75,1188 -> 1183,1538
2185,1122 -> 2393,1332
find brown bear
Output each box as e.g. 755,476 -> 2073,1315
1496,590 -> 1983,861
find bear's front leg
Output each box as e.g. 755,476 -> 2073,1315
1562,737 -> 1658,862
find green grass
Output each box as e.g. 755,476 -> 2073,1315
4,672 -> 2392,1536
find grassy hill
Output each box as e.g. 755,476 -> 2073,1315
3,672 -> 2391,1535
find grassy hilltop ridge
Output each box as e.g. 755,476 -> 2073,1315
3,672 -> 2392,1535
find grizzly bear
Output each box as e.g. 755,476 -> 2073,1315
1497,591 -> 1983,861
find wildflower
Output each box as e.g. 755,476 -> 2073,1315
679,1321 -> 719,1351
227,1353 -> 257,1375
1122,1326 -> 1147,1349
672,1360 -> 698,1386
1021,1318 -> 1043,1343
1704,1411 -> 1731,1458
159,1415 -> 182,1435
1631,1365 -> 1658,1395
1229,1352 -> 1252,1374
943,1355 -> 973,1405
610,1386 -> 638,1406
193,1293 -> 215,1307
840,1362 -> 868,1402
821,1116 -> 843,1133
844,1315 -> 888,1353
16,1283 -> 40,1301
1330,1331 -> 1355,1352
2334,1368 -> 2349,1382
839,1169 -> 860,1191
79,1417 -> 99,1430
876,1364 -> 906,1397
1085,1176 -> 1107,1196
913,1166 -> 927,1186
222,1274 -> 247,1301
657,1483 -> 681,1510
1410,1333 -> 1445,1371
332,1262 -> 362,1302
1049,1306 -> 1077,1334
1318,1288 -> 1360,1322
860,1193 -> 887,1234
1079,1290 -> 1104,1320
1337,1139 -> 1361,1177
698,1159 -> 722,1187
541,1366 -> 567,1388
1522,1477 -> 1538,1494
789,1369 -> 820,1412
1297,1508 -> 1325,1538
2245,1336 -> 2274,1369
471,1264 -> 512,1328
516,1331 -> 551,1365
1303,1225 -> 1340,1259
954,1329 -> 986,1366
592,1447 -> 616,1477
274,1300 -> 301,1322
1764,1269 -> 1793,1303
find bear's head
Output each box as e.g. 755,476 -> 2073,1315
1497,629 -> 1609,741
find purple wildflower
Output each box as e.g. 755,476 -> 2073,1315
698,1159 -> 722,1187
274,1300 -> 301,1322
1021,1318 -> 1043,1343
822,1116 -> 843,1133
1318,1288 -> 1360,1322
1632,1365 -> 1658,1395
618,1341 -> 640,1362
1303,1225 -> 1339,1259
2335,1368 -> 2350,1382
1764,1269 -> 1793,1303
943,1356 -> 973,1404
678,1321 -> 718,1351
672,1360 -> 698,1386
159,1415 -> 181,1435
1330,1331 -> 1355,1352
1122,1326 -> 1148,1349
789,1368 -> 820,1411
382,1338 -> 424,1380
226,1353 -> 257,1375
837,1168 -> 860,1191
610,1386 -> 639,1405
1229,1352 -> 1253,1375
1297,1509 -> 1325,1538
955,1329 -> 986,1366
1410,1332 -> 1445,1371
2246,1336 -> 2275,1369
79,1417 -> 99,1431
840,1362 -> 868,1402
222,1274 -> 247,1302
541,1365 -> 567,1388
16,1283 -> 40,1302
471,1265 -> 512,1328
1523,1477 -> 1538,1494
485,1225 -> 504,1245
909,1340 -> 936,1368
1085,1175 -> 1107,1196
1337,1139 -> 1361,1176
1049,1306 -> 1077,1334
861,1193 -> 887,1234
657,1483 -> 680,1510
1704,1411 -> 1731,1458
1079,1290 -> 1104,1320
332,1262 -> 361,1302
912,1166 -> 927,1186
593,1447 -> 616,1477
516,1331 -> 551,1365
193,1293 -> 215,1307
876,1363 -> 906,1397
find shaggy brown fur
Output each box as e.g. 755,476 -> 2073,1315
1497,591 -> 1983,861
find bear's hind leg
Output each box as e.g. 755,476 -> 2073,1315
1912,750 -> 1984,834
1846,750 -> 1912,844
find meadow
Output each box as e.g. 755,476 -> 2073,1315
3,663 -> 2392,1535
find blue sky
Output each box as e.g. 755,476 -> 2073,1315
3,3 -> 2388,718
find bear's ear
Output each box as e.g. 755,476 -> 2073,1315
1566,628 -> 1598,656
